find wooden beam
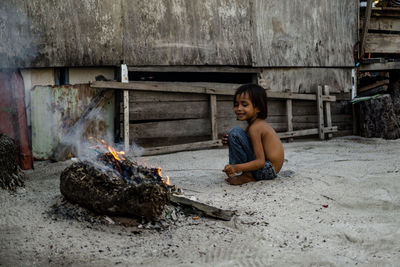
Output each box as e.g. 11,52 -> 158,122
369,17 -> 400,32
91,81 -> 336,102
210,94 -> 218,140
169,194 -> 234,221
365,34 -> 400,53
128,66 -> 260,74
358,79 -> 389,93
317,86 -> 325,140
324,86 -> 333,139
143,140 -> 222,156
123,90 -> 129,151
359,61 -> 400,71
360,0 -> 373,56
277,127 -> 338,139
285,89 -> 293,142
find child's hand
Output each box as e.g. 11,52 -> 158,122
222,133 -> 228,145
223,164 -> 237,178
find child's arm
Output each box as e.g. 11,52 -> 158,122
223,124 -> 266,177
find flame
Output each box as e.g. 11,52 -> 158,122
88,136 -> 126,162
157,168 -> 171,186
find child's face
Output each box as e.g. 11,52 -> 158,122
234,92 -> 260,122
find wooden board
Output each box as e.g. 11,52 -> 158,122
92,81 -> 337,101
368,17 -> 400,32
252,0 -> 358,67
365,34 -> 400,53
258,68 -> 352,94
122,0 -> 251,66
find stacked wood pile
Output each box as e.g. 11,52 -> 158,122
357,2 -> 400,139
355,73 -> 400,139
0,133 -> 24,191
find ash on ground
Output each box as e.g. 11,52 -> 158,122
47,195 -> 199,230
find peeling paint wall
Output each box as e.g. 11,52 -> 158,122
30,85 -> 114,159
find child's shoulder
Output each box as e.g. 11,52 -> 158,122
249,119 -> 274,134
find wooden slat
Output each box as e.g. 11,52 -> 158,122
128,66 -> 259,73
359,61 -> 400,71
369,17 -> 400,32
324,86 -> 333,139
277,127 -> 338,139
285,89 -> 293,142
91,81 -> 336,101
365,34 -> 400,53
210,94 -> 218,140
143,140 -> 223,156
317,86 -> 324,140
123,90 -> 129,151
358,79 -> 389,93
360,0 -> 373,55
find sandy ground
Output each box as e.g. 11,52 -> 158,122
1,136 -> 400,266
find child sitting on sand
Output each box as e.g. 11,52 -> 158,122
222,84 -> 284,185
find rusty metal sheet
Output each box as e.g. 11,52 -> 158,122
30,84 -> 114,160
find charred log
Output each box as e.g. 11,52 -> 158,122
60,157 -> 169,220
0,133 -> 24,191
358,94 -> 400,139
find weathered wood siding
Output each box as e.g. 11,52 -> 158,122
259,68 -> 352,94
0,0 -> 357,68
252,0 -> 358,67
122,0 -> 252,66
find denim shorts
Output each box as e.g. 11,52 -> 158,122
252,161 -> 277,181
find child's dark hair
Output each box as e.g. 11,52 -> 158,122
234,84 -> 268,119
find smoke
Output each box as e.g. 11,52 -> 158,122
56,105 -> 144,166
0,1 -> 40,69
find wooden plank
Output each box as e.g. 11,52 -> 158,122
123,90 -> 129,151
358,85 -> 388,97
210,94 -> 218,140
91,81 -> 336,101
358,79 -> 389,93
360,0 -> 373,56
324,86 -> 333,139
277,127 -> 338,139
128,66 -> 260,74
317,86 -> 325,140
169,194 -> 234,221
252,0 -> 358,67
359,61 -> 400,71
369,17 -> 400,32
143,140 -> 223,156
285,88 -> 293,142
365,34 -> 400,53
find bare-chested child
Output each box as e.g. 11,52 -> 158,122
222,84 -> 284,185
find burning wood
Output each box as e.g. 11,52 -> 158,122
60,139 -> 234,222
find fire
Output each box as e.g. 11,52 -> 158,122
88,136 -> 125,161
157,168 -> 171,186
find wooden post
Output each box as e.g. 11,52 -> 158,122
360,0 -> 373,57
323,86 -> 333,139
317,85 -> 325,140
121,64 -> 129,152
210,94 -> 218,140
285,89 -> 293,142
123,90 -> 129,151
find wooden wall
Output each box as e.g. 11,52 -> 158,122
127,89 -> 353,147
1,0 -> 357,68
252,0 -> 358,67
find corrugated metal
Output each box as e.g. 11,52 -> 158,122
31,84 -> 114,160
0,70 -> 33,169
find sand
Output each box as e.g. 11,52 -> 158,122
1,136 -> 400,266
